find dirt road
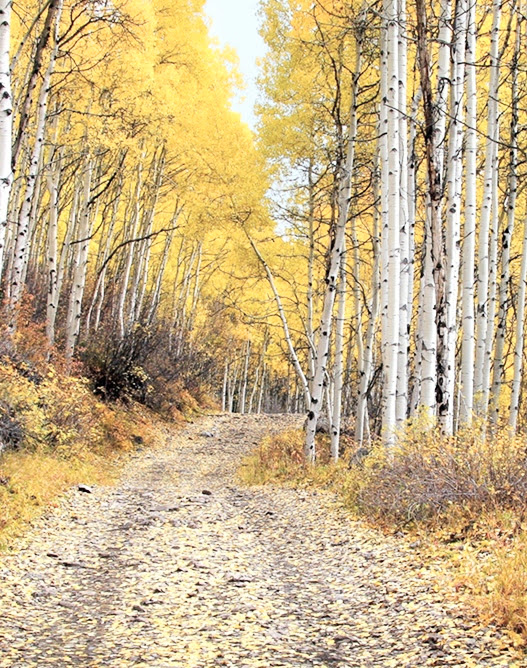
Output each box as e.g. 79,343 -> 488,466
0,414 -> 523,667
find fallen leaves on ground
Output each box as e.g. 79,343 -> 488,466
0,414 -> 524,667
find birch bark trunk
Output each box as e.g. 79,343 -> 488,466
490,7 -> 521,423
330,248 -> 346,461
45,151 -> 61,347
481,155 -> 500,417
239,340 -> 251,415
396,0 -> 409,427
381,0 -> 401,443
248,234 -> 311,408
442,0 -> 468,433
474,0 -> 501,412
415,0 -> 443,419
0,0 -> 13,283
355,164 -> 380,444
65,155 -> 92,362
10,0 -> 63,312
459,0 -> 478,426
509,210 -> 527,431
117,156 -> 144,338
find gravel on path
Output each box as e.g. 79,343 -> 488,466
0,413 -> 524,667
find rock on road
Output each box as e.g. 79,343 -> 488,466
0,414 -> 524,667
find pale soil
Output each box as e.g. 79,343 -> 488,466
0,414 -> 524,667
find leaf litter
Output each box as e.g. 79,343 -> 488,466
0,414 -> 524,667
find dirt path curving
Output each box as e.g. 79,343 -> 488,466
0,414 -> 524,667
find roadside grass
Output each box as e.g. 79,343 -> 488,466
238,422 -> 527,644
0,310 -> 213,551
0,353 -> 170,551
0,449 -> 118,550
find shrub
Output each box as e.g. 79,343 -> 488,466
79,320 -> 215,416
349,423 -> 527,525
238,429 -> 342,485
240,417 -> 527,528
80,325 -> 153,403
0,400 -> 24,452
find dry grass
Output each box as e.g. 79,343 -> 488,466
238,429 -> 306,485
0,349 -> 167,551
239,421 -> 527,643
0,401 -> 168,552
0,449 -> 119,551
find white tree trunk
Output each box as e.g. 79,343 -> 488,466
356,165 -> 380,444
239,339 -> 251,415
0,0 -> 13,283
442,0 -> 468,433
304,25 -> 362,459
65,155 -> 92,362
459,0 -> 477,426
10,2 -> 63,311
509,211 -> 527,431
222,360 -> 230,412
435,0 -> 452,181
86,180 -> 121,333
474,0 -> 501,411
117,158 -> 144,337
45,152 -> 61,346
481,152 -> 500,417
306,160 -> 316,384
330,249 -> 346,461
408,89 -> 422,416
490,9 -> 520,424
248,235 -> 311,408
147,223 -> 177,325
396,0 -> 409,426
381,0 -> 401,443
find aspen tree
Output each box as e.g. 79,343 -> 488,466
435,0 -> 452,181
474,0 -> 501,411
355,162 -> 380,445
117,156 -> 144,338
129,149 -> 165,327
306,160 -> 316,384
407,89 -> 421,416
0,0 -> 12,281
248,234 -> 311,410
10,0 -> 63,313
304,29 -> 363,459
239,339 -> 251,415
442,0 -> 468,433
459,0 -> 478,425
509,209 -> 527,431
221,360 -> 229,412
86,178 -> 122,334
490,3 -> 521,423
481,156 -> 500,416
45,149 -> 61,346
396,0 -> 410,427
146,223 -> 178,325
11,0 -> 61,170
331,249 -> 346,460
65,154 -> 92,361
380,0 -> 401,442
415,0 -> 443,419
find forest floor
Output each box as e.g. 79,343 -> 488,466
0,414 -> 524,667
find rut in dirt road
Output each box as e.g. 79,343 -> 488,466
0,414 -> 523,667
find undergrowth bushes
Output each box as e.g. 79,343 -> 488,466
242,421 -> 527,525
351,423 -> 527,525
0,352 -> 163,548
80,321 -> 217,415
240,422 -> 527,641
0,307 -> 215,549
0,316 -> 169,550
